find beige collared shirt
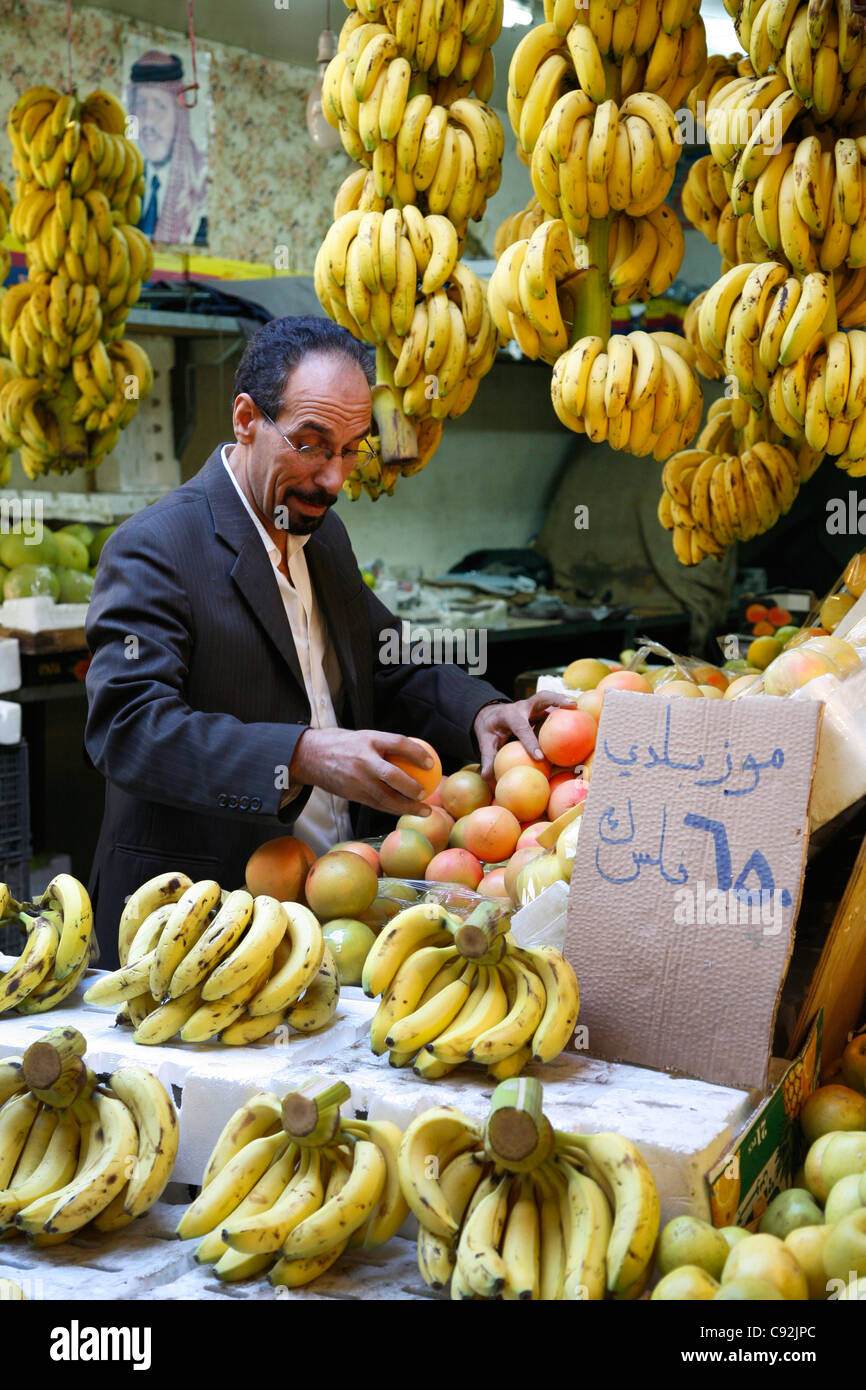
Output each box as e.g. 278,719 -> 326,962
221,446 -> 353,854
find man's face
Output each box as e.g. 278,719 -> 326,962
244,353 -> 372,536
134,86 -> 177,165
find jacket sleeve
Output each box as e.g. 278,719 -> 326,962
363,585 -> 510,766
84,519 -> 311,825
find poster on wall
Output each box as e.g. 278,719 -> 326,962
121,37 -> 211,246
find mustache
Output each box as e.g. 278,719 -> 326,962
282,488 -> 339,508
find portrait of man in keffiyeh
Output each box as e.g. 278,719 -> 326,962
126,48 -> 208,247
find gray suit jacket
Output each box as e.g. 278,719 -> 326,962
84,446 -> 506,964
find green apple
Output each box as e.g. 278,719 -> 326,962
322,918 -> 376,986
651,1266 -> 719,1300
805,1132 -> 839,1203
784,1225 -> 833,1300
55,568 -> 94,604
3,564 -> 60,600
775,624 -> 800,646
54,531 -> 89,572
824,1172 -> 865,1224
822,1208 -> 866,1282
821,1131 -> 866,1193
722,1233 -> 810,1300
0,529 -> 59,569
57,522 -> 94,549
88,524 -> 117,565
656,1215 -> 729,1281
842,1034 -> 866,1095
759,1187 -> 824,1239
713,1277 -> 785,1300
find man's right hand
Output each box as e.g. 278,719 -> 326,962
289,727 -> 436,818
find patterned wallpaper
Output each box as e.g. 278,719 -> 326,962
0,0 -> 357,270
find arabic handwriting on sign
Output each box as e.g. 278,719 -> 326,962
723,748 -> 784,798
595,802 -> 688,886
598,800 -> 636,845
645,703 -> 705,773
694,750 -> 733,789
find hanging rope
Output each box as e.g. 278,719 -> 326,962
65,0 -> 74,96
178,0 -> 199,109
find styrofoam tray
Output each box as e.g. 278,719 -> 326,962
0,597 -> 89,632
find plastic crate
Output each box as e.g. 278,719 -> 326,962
0,741 -> 31,952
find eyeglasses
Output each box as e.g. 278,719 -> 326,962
255,403 -> 377,469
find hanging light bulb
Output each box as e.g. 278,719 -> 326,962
306,23 -> 340,151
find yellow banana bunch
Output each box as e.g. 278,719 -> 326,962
178,1077 -> 407,1287
406,1076 -> 660,1301
684,292 -> 727,379
487,217 -> 583,364
607,204 -> 686,303
0,1028 -> 178,1243
83,873 -> 335,1046
0,876 -> 95,1015
681,153 -> 731,243
551,330 -> 704,459
493,196 -> 546,259
363,897 -> 579,1077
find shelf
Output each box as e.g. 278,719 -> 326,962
0,489 -> 170,523
126,307 -> 249,337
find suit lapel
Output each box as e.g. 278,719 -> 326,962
203,448 -> 307,699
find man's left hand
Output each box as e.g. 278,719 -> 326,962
473,692 -> 578,782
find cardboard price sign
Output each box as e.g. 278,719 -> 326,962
564,691 -> 821,1091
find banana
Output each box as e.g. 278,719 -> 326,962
117,871 -> 193,966
566,24 -> 607,103
429,965 -> 509,1064
362,900 -> 453,996
511,944 -> 580,1062
0,1092 -> 41,1187
0,916 -> 59,1013
17,1092 -> 137,1237
457,1172 -> 510,1296
385,962 -> 475,1052
176,1130 -> 290,1240
398,1106 -> 481,1238
566,1130 -> 660,1297
779,271 -> 832,364
131,988 -> 202,1045
38,873 -> 92,981
0,1110 -> 79,1228
468,956 -> 546,1065
246,901 -> 323,1016
149,879 -> 222,1001
558,1159 -> 613,1300
279,1140 -> 386,1261
698,261 -> 755,357
499,1173 -> 541,1301
370,943 -> 458,1053
0,1060 -> 26,1110
284,945 -> 340,1033
220,1144 -> 321,1254
555,334 -> 606,416
626,329 -> 663,410
199,1092 -> 283,1191
103,1067 -> 178,1220
199,896 -> 286,1001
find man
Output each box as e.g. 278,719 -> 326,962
85,316 -> 574,964
127,49 -> 207,246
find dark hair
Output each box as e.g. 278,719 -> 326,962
233,316 -> 374,419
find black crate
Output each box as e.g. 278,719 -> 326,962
0,742 -> 31,955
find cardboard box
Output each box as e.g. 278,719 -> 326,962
562,689 -> 842,1225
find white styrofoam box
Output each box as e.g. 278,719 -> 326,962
0,701 -> 21,744
510,878 -> 570,951
0,597 -> 88,632
94,336 -> 181,495
0,638 -> 20,693
0,969 -> 759,1226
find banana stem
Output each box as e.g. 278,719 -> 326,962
569,216 -> 611,347
485,1077 -> 546,1165
372,344 -> 419,467
22,1028 -> 87,1089
282,1078 -> 351,1141
454,900 -> 511,959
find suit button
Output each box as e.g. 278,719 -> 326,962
250,796 -> 261,811
217,793 -> 227,808
228,795 -> 238,809
239,796 -> 249,810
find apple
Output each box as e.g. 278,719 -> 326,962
804,1131 -> 839,1203
842,1033 -> 866,1095
822,1208 -> 866,1281
718,1226 -> 751,1252
824,1172 -> 865,1224
514,852 -> 565,904
784,1225 -> 834,1300
801,1084 -> 866,1144
656,1215 -> 729,1281
763,647 -> 839,696
651,1266 -> 720,1300
721,1233 -> 809,1300
321,919 -> 376,986
758,1187 -> 824,1238
820,1131 -> 866,1192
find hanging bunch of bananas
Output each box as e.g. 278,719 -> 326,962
314,1 -> 505,496
0,179 -> 11,285
0,1028 -> 178,1243
177,1077 -> 408,1287
492,3 -> 706,457
551,330 -> 704,457
362,898 -> 579,1080
493,198 -> 684,307
0,86 -> 153,478
401,1076 -> 660,1300
82,871 -> 339,1046
509,6 -> 706,161
736,0 -> 866,120
0,875 -> 95,1014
